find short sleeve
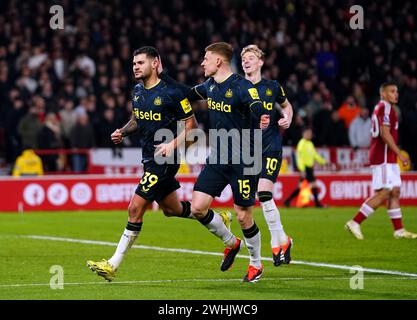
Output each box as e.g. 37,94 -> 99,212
274,81 -> 287,105
378,102 -> 391,126
191,82 -> 208,101
239,80 -> 264,117
171,88 -> 194,121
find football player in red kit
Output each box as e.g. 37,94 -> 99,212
345,82 -> 417,240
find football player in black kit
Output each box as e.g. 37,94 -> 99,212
241,44 -> 294,267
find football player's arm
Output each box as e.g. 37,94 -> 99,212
112,113 -> 138,144
155,93 -> 197,157
159,70 -> 193,96
274,82 -> 293,129
154,115 -> 198,157
313,146 -> 327,165
172,115 -> 198,149
158,70 -> 205,102
380,125 -> 409,165
244,85 -> 269,128
277,99 -> 293,129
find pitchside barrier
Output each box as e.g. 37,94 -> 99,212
1,172 -> 417,212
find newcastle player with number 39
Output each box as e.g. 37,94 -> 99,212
86,46 -> 199,281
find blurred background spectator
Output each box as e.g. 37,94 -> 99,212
0,0 -> 416,172
349,107 -> 371,149
69,112 -> 95,172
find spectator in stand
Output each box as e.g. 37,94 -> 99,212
313,101 -> 333,146
338,96 -> 361,129
38,112 -> 62,172
4,96 -> 25,164
349,107 -> 372,149
304,91 -> 323,120
12,146 -> 44,176
17,105 -> 42,149
97,108 -> 119,148
59,99 -> 77,149
69,113 -> 95,172
321,110 -> 349,146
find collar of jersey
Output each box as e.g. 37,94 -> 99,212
144,78 -> 161,90
213,73 -> 234,84
253,78 -> 264,85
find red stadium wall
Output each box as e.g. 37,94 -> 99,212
1,173 -> 417,212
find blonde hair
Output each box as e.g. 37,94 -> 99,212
241,44 -> 265,60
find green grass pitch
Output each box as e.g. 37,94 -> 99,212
0,207 -> 416,300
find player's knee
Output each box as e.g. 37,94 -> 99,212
128,204 -> 143,221
390,187 -> 401,199
161,206 -> 179,217
190,203 -> 207,219
235,210 -> 252,227
379,189 -> 391,200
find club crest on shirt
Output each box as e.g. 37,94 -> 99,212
133,95 -> 139,102
225,89 -> 233,98
153,97 -> 162,106
209,85 -> 216,92
266,88 -> 273,96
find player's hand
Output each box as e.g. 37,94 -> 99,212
111,129 -> 124,144
399,153 -> 410,167
278,113 -> 291,129
154,142 -> 175,157
260,114 -> 270,129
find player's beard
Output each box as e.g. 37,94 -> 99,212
134,68 -> 151,81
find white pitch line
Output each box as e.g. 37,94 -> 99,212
24,235 -> 417,278
1,277 -> 416,289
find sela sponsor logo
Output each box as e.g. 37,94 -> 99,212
207,98 -> 231,112
133,108 -> 162,121
23,183 -> 45,206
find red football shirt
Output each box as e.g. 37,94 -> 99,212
369,100 -> 398,165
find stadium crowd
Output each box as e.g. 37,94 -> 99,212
0,0 -> 417,173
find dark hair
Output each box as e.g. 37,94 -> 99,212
133,46 -> 159,58
205,42 -> 233,63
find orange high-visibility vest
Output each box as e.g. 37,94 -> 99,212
296,179 -> 312,207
